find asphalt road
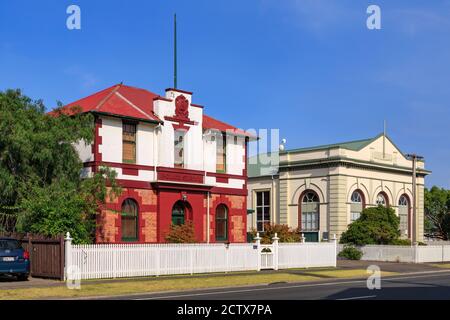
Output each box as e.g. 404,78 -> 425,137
106,270 -> 450,300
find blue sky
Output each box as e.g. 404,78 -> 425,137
0,0 -> 449,188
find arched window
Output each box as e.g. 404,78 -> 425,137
350,190 -> 364,222
215,204 -> 228,241
398,195 -> 410,236
172,201 -> 186,225
376,192 -> 388,207
121,199 -> 138,242
300,191 -> 319,231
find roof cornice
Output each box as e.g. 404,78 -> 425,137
279,156 -> 431,176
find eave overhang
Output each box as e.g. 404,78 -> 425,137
279,157 -> 431,177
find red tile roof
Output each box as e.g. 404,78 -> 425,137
52,84 -> 162,122
53,83 -> 255,137
202,114 -> 251,137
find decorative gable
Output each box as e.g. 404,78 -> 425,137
164,94 -> 197,131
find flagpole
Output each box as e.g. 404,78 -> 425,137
174,13 -> 177,89
383,120 -> 386,158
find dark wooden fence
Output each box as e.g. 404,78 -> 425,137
0,232 -> 64,280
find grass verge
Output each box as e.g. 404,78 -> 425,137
429,263 -> 450,269
0,269 -> 397,300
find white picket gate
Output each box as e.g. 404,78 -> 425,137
64,232 -> 337,280
260,245 -> 274,270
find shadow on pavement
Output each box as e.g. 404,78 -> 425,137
325,285 -> 450,300
0,275 -> 22,282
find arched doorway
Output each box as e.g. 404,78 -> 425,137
298,190 -> 320,242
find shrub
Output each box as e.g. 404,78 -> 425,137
338,245 -> 363,260
340,206 -> 401,245
390,238 -> 412,246
249,223 -> 300,244
165,222 -> 196,243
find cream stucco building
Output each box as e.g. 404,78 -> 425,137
247,134 -> 431,242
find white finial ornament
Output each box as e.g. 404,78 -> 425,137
279,138 -> 287,151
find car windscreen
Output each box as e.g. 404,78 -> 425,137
0,240 -> 22,250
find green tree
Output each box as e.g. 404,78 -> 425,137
424,186 -> 450,240
340,206 -> 401,245
0,89 -> 121,243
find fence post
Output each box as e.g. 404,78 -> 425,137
64,232 -> 73,281
254,232 -> 261,272
332,234 -> 337,267
272,233 -> 279,271
414,242 -> 419,263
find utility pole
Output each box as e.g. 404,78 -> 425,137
405,153 -> 424,245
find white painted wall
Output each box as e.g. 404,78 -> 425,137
152,92 -> 246,188
99,116 -> 122,163
76,93 -> 247,190
73,140 -> 93,163
136,122 -> 155,166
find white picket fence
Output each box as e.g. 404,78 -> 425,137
279,242 -> 337,269
338,244 -> 450,263
64,233 -> 337,280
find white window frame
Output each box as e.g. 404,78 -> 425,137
350,191 -> 363,222
398,195 -> 409,236
301,192 -> 319,231
255,190 -> 271,232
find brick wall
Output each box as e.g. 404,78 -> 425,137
96,209 -> 119,243
96,187 -> 158,243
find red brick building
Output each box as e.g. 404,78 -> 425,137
60,84 -> 253,243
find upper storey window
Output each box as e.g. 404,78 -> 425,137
350,191 -> 364,222
174,130 -> 185,168
122,122 -> 136,164
398,195 -> 410,236
216,132 -> 227,173
376,192 -> 388,207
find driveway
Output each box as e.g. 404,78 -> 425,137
0,275 -> 62,290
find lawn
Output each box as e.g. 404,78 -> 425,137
429,263 -> 450,269
0,269 -> 397,300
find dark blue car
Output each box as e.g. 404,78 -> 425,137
0,238 -> 30,281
